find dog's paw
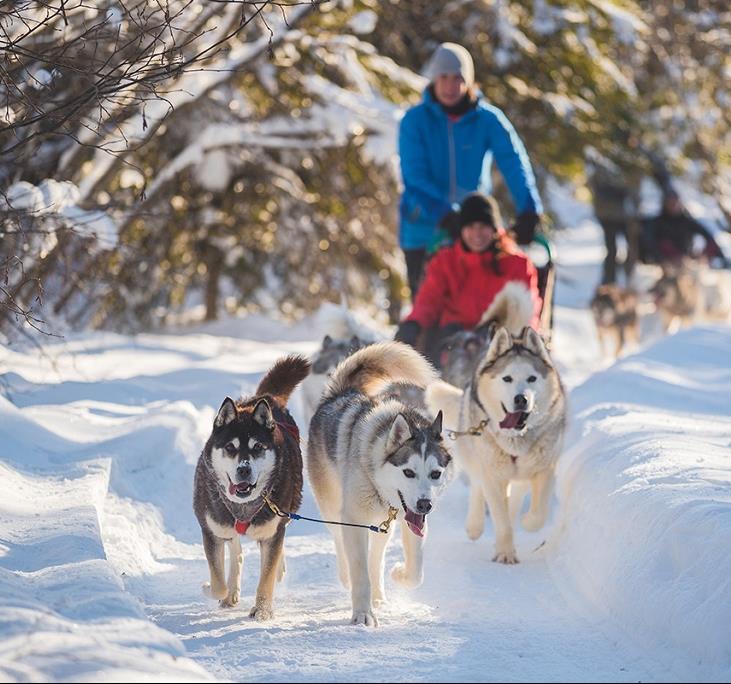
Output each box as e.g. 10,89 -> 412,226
521,511 -> 547,532
249,603 -> 274,622
492,548 -> 519,564
351,610 -> 378,627
371,588 -> 386,606
202,581 -> 227,600
390,562 -> 422,588
465,516 -> 485,541
219,589 -> 240,608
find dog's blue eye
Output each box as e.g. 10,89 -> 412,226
225,443 -> 237,455
429,470 -> 441,480
403,469 -> 416,479
502,375 -> 513,383
527,375 -> 537,383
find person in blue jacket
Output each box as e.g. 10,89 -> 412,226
399,42 -> 543,298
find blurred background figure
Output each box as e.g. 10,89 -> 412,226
586,144 -> 642,286
644,190 -> 728,269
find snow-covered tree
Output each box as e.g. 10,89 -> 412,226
2,0 -> 728,337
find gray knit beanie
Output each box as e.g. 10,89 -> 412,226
423,43 -> 475,87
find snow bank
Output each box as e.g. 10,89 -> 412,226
549,326 -> 731,681
0,395 -> 211,681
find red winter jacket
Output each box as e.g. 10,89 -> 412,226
406,233 -> 542,331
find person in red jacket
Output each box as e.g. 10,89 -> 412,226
395,192 -> 542,363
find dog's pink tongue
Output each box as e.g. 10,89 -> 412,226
229,481 -> 250,495
404,510 -> 425,537
500,411 -> 523,429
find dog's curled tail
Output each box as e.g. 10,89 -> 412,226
324,341 -> 437,399
477,281 -> 535,336
256,354 -> 311,404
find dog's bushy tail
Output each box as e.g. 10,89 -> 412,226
477,282 -> 535,336
324,341 -> 437,399
256,355 -> 311,405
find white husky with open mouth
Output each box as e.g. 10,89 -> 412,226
427,323 -> 566,565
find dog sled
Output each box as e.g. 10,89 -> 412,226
527,233 -> 556,339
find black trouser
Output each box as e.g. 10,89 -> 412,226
403,248 -> 427,301
599,218 -> 639,284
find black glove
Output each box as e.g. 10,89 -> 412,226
513,212 -> 540,245
395,320 -> 421,347
439,209 -> 462,238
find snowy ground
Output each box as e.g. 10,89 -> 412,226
1,219 -> 730,682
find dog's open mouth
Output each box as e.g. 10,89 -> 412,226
227,475 -> 255,498
398,490 -> 425,538
499,403 -> 530,431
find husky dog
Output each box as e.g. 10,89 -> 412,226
440,281 -> 538,389
590,283 -> 640,357
698,265 -> 731,322
194,355 -> 310,620
649,262 -> 701,333
426,286 -> 566,564
300,335 -> 364,428
308,342 -> 452,626
440,329 -> 490,389
650,261 -> 731,332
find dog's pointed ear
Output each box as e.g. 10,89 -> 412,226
523,327 -> 552,366
430,410 -> 443,439
483,327 -> 512,364
215,397 -> 237,428
386,413 -> 412,453
322,334 -> 333,349
252,398 -> 275,430
518,326 -> 531,342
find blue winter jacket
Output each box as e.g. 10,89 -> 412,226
398,89 -> 543,250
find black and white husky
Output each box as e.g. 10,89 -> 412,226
193,355 -> 310,620
307,342 -> 453,627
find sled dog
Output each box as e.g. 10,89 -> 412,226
308,342 -> 452,626
194,355 -> 310,619
300,334 -> 364,429
590,283 -> 640,357
426,284 -> 566,564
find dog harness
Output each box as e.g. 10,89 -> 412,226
234,497 -> 268,535
275,419 -> 299,444
235,519 -> 252,535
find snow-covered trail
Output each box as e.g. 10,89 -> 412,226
96,221 -> 664,681
120,488 -> 663,683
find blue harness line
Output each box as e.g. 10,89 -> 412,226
262,493 -> 398,535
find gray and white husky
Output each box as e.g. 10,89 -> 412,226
307,342 -> 453,626
426,285 -> 566,564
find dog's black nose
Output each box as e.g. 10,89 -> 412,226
416,498 -> 432,515
237,463 -> 251,480
514,393 -> 528,410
